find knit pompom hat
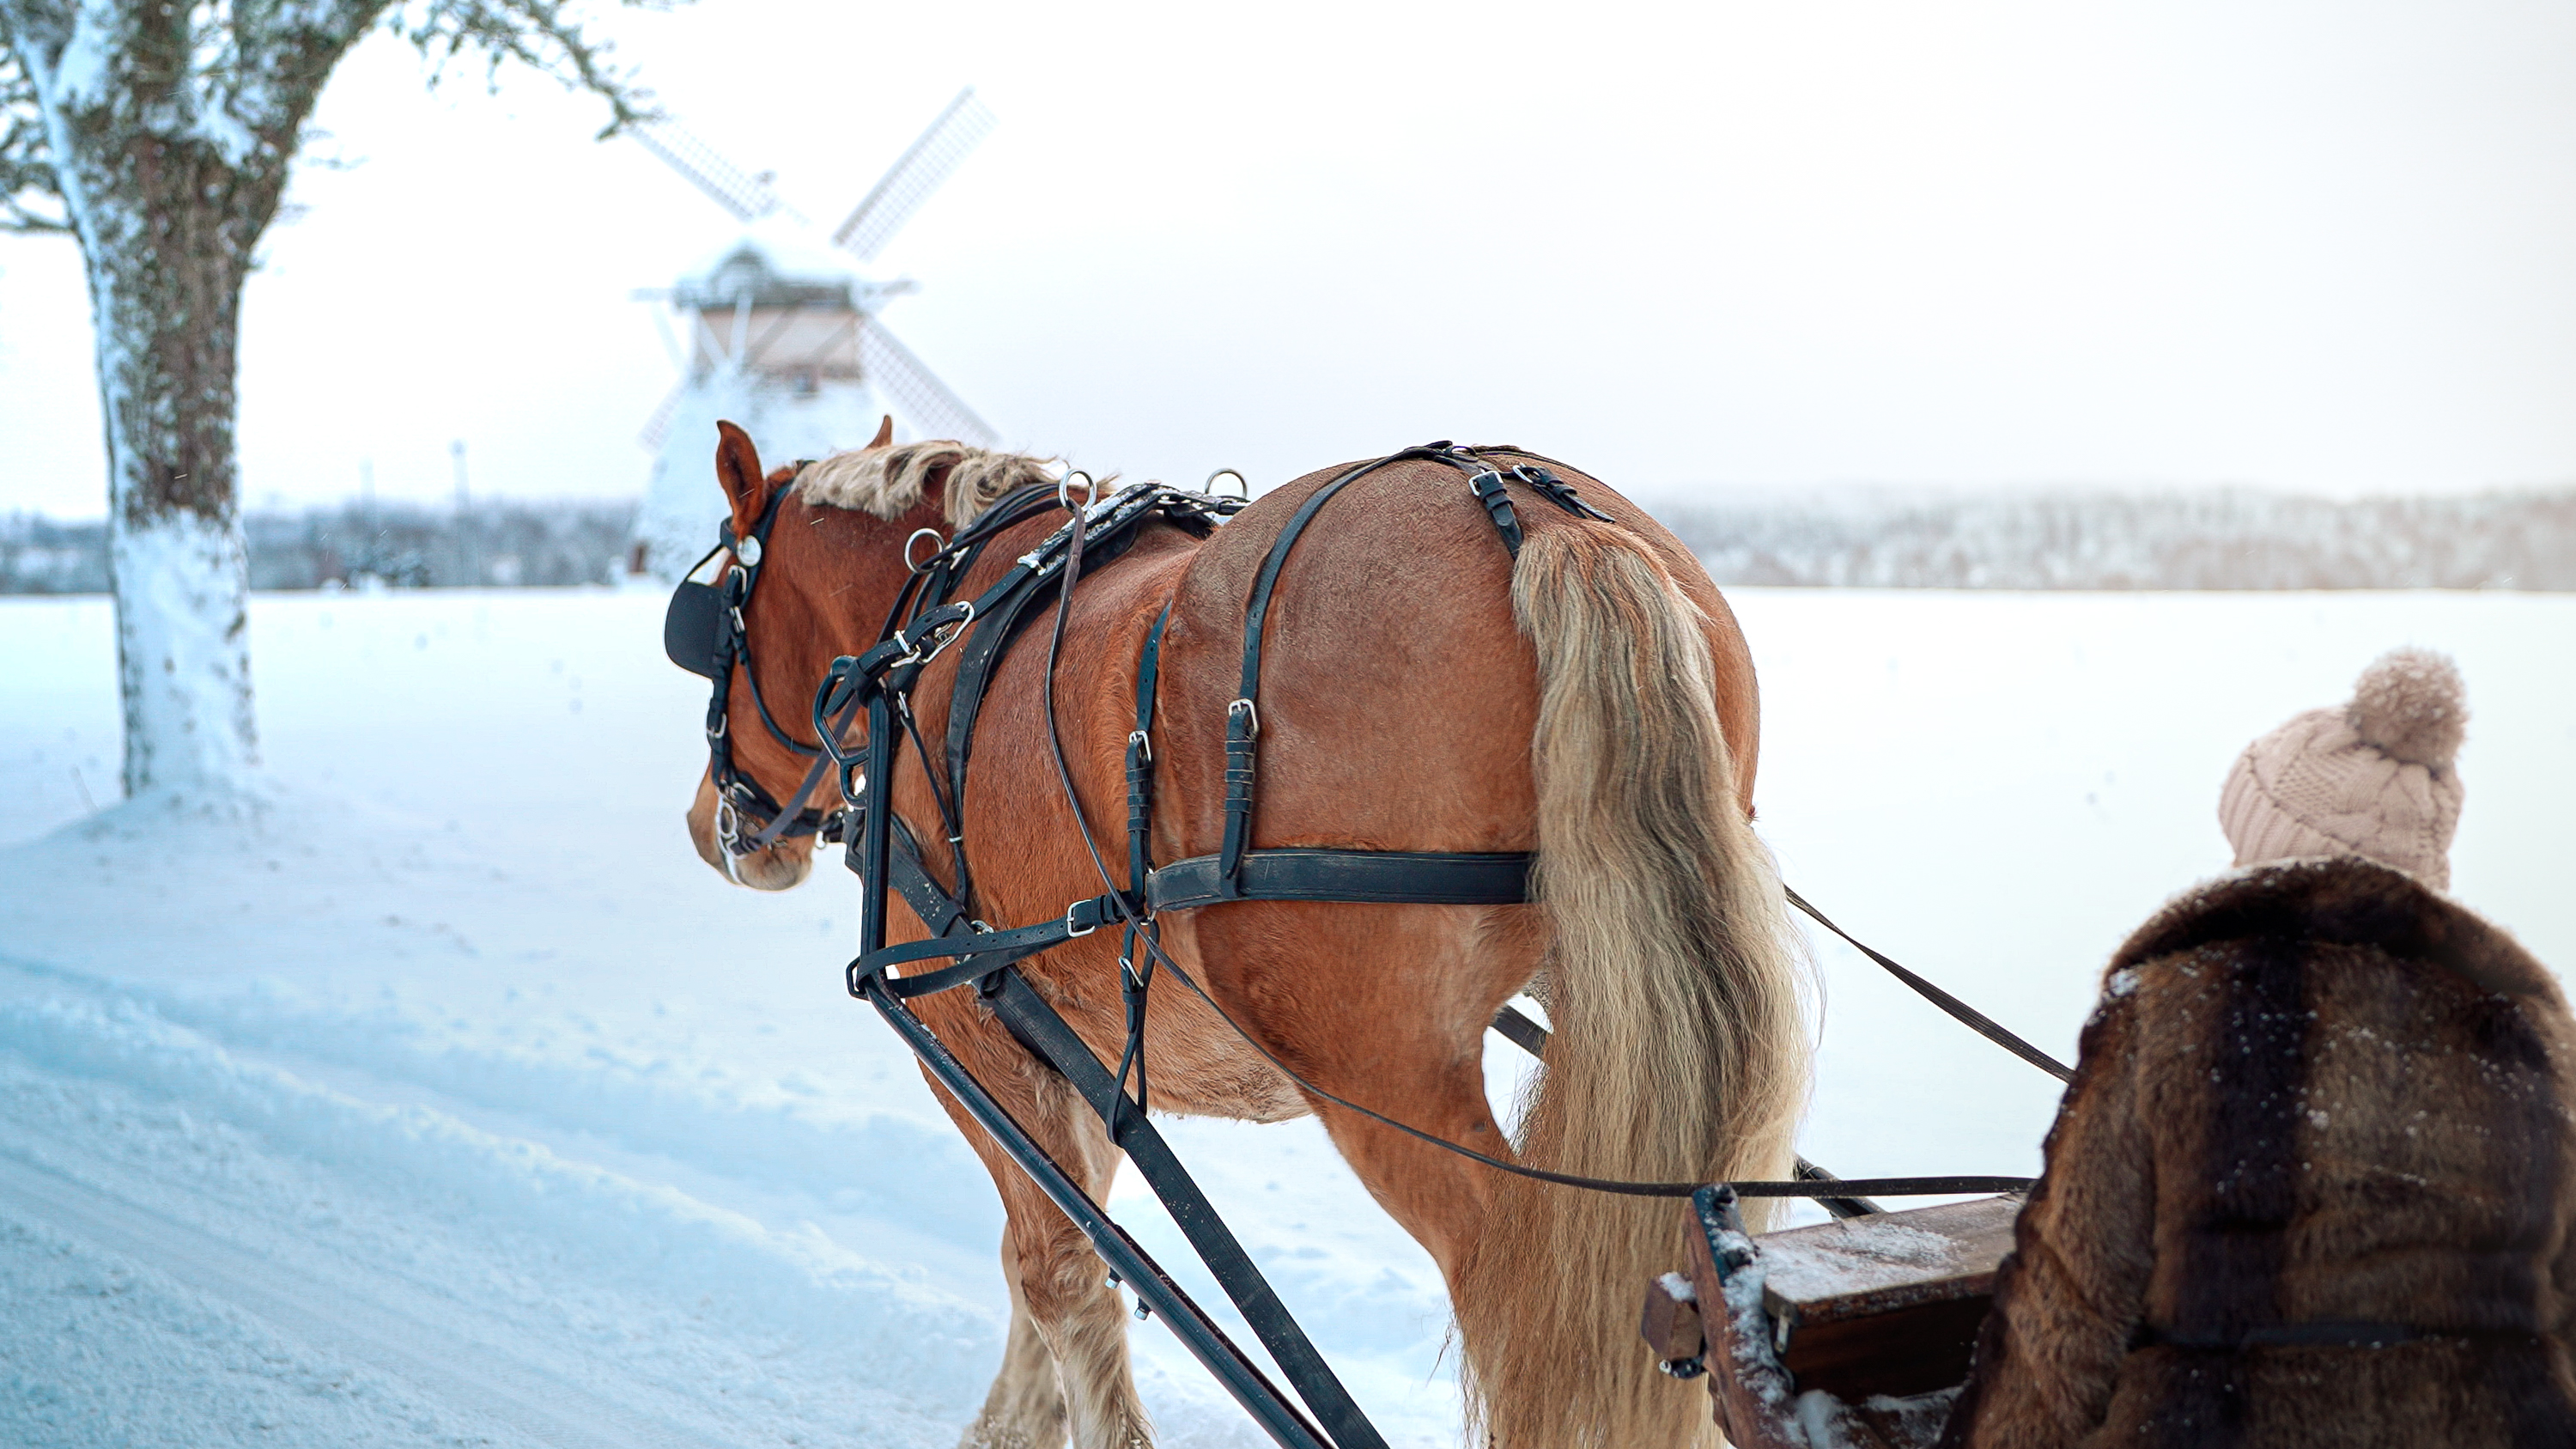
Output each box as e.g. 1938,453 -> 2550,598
2218,648 -> 2468,889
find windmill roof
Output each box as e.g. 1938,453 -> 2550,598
669,216 -> 876,312
684,215 -> 864,285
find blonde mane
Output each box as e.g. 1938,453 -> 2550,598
795,440 -> 1059,533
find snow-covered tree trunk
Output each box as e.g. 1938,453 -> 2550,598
0,0 -> 655,801
70,120 -> 285,794
1,0 -> 309,796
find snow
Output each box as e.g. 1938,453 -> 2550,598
106,511 -> 259,795
3,586 -> 2572,1446
40,9 -> 117,112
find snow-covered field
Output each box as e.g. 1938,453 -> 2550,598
2,585 -> 2568,1447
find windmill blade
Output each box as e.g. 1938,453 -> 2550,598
631,121 -> 792,223
830,88 -> 996,262
639,381 -> 688,452
860,323 -> 999,447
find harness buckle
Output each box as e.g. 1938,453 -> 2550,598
1227,697 -> 1259,739
1127,728 -> 1152,764
1065,901 -> 1098,938
895,600 -> 977,668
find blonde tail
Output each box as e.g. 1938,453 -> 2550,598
1457,526 -> 1810,1448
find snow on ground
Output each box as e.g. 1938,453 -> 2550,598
1,585 -> 2569,1446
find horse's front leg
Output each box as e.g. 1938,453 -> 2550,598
921,996 -> 1151,1449
961,1238 -> 1070,1449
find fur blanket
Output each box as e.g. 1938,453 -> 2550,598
1941,858 -> 2576,1448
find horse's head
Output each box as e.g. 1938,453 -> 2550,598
670,417 -> 1058,890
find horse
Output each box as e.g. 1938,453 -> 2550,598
676,419 -> 1811,1449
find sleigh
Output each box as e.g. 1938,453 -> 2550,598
1641,1186 -> 2023,1449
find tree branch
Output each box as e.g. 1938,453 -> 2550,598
0,35 -> 70,233
389,0 -> 661,138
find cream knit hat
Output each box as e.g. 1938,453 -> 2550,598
2218,648 -> 2468,889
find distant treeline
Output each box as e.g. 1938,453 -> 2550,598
1666,487 -> 2576,590
0,500 -> 641,594
7,489 -> 2575,594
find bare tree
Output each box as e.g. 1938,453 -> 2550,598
0,0 -> 654,800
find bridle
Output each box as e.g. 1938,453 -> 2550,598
660,464 -> 1105,877
663,471 -> 854,874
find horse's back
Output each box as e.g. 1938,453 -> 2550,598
1154,449 -> 1755,861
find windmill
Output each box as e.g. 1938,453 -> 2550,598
627,88 -> 999,580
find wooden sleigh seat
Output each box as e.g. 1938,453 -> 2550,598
1641,1187 -> 2023,1449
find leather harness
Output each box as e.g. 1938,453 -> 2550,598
663,443 -> 2050,1449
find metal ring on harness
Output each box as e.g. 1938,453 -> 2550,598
1058,471 -> 1095,509
903,527 -> 945,573
1206,468 -> 1248,499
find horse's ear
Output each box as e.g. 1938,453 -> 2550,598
867,415 -> 895,450
714,421 -> 769,535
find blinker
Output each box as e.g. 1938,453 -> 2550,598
664,581 -> 728,679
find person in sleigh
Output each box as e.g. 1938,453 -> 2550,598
1941,649 -> 2576,1447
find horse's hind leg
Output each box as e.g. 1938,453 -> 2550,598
926,1023 -> 1151,1449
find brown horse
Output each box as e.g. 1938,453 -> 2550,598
679,421 -> 1809,1449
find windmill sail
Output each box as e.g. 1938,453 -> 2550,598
860,323 -> 999,447
638,381 -> 687,452
632,94 -> 1004,581
831,89 -> 997,262
632,123 -> 793,224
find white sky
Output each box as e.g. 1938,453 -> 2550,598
4,0 -> 2575,519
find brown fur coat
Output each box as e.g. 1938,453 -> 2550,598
1941,858 -> 2576,1448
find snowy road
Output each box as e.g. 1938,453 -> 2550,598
0,1149 -> 725,1449
2,587 -> 2568,1448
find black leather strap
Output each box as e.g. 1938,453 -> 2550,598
1220,447 -> 1449,893
1786,886 -> 2075,1084
943,523 -> 1152,840
856,975 -> 1339,1449
981,971 -> 1390,1449
1151,849 -> 1532,912
1127,607 -> 1170,894
1487,1003 -> 1885,1220
1467,467 -> 1522,556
